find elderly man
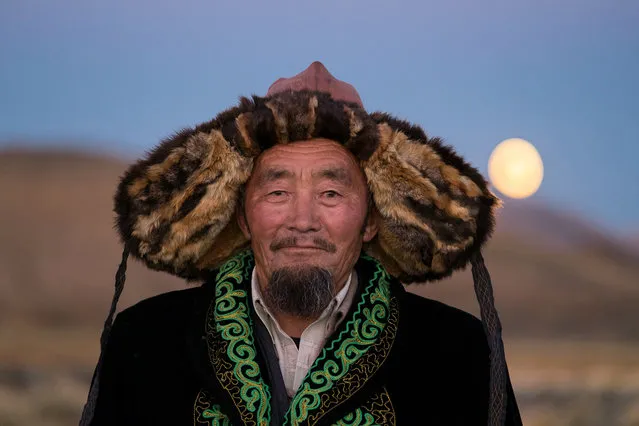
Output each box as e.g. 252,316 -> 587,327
81,62 -> 522,425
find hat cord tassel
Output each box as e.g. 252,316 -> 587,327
78,247 -> 129,426
471,250 -> 508,426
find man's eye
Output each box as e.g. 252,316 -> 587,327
323,190 -> 341,198
268,190 -> 286,197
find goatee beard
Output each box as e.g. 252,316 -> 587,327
265,265 -> 334,319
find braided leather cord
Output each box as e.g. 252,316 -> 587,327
471,251 -> 507,426
78,247 -> 129,426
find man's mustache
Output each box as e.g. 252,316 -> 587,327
270,237 -> 337,253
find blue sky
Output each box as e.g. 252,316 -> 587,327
1,0 -> 638,234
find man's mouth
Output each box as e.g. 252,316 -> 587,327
271,237 -> 337,253
280,246 -> 324,252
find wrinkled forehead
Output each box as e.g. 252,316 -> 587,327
250,139 -> 368,187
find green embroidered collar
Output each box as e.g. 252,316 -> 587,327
200,250 -> 399,425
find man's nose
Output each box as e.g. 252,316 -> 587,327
287,193 -> 320,232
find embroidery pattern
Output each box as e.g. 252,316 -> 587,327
194,389 -> 232,425
334,412 -> 376,426
200,251 -> 399,426
205,250 -> 271,426
333,388 -> 396,426
285,258 -> 400,424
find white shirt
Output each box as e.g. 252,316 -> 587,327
251,268 -> 358,398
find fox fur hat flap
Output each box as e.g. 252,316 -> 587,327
114,72 -> 499,285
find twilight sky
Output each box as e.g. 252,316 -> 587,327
1,0 -> 638,234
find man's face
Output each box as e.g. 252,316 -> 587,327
238,139 -> 377,303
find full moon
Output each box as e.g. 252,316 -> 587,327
488,138 -> 544,199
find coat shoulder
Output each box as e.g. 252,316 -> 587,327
398,290 -> 487,348
114,286 -> 208,333
401,291 -> 481,323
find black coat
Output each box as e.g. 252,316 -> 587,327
89,254 -> 522,425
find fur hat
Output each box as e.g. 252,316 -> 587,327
114,61 -> 498,283
81,62 -> 510,426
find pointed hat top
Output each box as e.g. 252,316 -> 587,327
266,61 -> 363,107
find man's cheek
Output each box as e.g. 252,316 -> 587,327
249,213 -> 275,235
328,211 -> 359,233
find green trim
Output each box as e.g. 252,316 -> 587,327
206,250 -> 271,425
334,411 -> 377,426
194,390 -> 231,425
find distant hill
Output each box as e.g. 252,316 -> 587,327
1,148 -> 639,350
0,149 -> 184,329
622,233 -> 639,255
494,198 -> 639,265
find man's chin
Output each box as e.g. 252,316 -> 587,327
265,264 -> 335,319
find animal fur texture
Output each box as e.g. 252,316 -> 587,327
114,90 -> 499,284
